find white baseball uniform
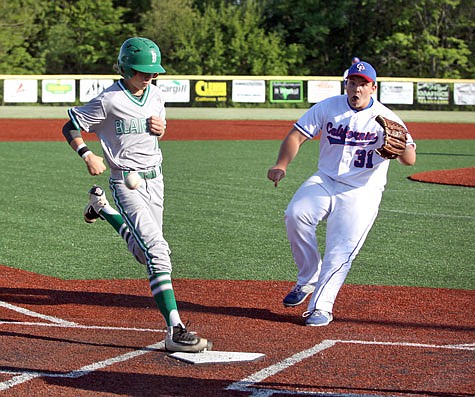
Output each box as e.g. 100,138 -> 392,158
285,95 -> 415,314
68,80 -> 171,275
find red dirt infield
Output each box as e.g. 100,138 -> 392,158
1,266 -> 474,396
0,119 -> 474,395
409,167 -> 475,188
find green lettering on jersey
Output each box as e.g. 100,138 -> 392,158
115,120 -> 125,135
115,118 -> 148,135
129,118 -> 139,134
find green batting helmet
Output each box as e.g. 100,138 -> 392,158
117,37 -> 165,79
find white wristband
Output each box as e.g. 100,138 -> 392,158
76,144 -> 92,159
81,150 -> 92,159
76,143 -> 87,153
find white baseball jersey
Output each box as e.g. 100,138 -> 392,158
294,95 -> 415,190
68,80 -> 166,173
68,80 -> 172,276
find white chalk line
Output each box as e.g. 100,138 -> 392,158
226,338 -> 475,396
227,340 -> 336,393
0,299 -> 167,391
0,300 -> 77,326
0,299 -> 165,333
0,320 -> 165,333
0,341 -> 165,391
340,339 -> 475,351
1,301 -> 473,395
381,208 -> 475,220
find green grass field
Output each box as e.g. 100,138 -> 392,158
0,138 -> 474,289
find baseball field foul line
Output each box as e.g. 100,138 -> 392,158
226,338 -> 475,396
0,299 -> 167,333
0,320 -> 166,333
0,341 -> 165,391
1,302 -> 473,394
226,340 -> 337,394
0,300 -> 77,326
0,300 -> 168,391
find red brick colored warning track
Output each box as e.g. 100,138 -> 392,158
1,266 -> 474,396
0,119 -> 475,141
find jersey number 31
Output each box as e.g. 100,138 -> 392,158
354,149 -> 374,168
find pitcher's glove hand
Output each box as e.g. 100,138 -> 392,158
375,115 -> 408,159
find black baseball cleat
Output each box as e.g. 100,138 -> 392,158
83,185 -> 109,223
165,324 -> 212,353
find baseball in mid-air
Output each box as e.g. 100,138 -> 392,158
125,172 -> 142,190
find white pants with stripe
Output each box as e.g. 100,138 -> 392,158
110,173 -> 172,275
285,171 -> 382,314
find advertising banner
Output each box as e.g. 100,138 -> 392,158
270,81 -> 303,103
379,82 -> 414,104
80,79 -> 114,102
194,80 -> 227,103
156,80 -> 190,103
3,79 -> 38,103
232,80 -> 266,103
42,79 -> 76,103
307,80 -> 341,103
454,83 -> 475,105
416,82 -> 449,104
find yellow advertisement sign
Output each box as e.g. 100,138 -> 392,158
194,80 -> 227,102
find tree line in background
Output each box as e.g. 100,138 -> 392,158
1,0 -> 474,79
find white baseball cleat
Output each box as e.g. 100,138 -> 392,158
83,185 -> 109,223
165,324 -> 212,353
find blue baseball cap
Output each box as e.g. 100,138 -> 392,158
347,61 -> 377,83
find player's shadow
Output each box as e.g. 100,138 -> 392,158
0,329 -> 150,350
0,287 -> 154,308
0,286 -> 298,325
0,369 -> 235,397
2,287 -> 474,330
56,371 -> 251,397
178,300 -> 475,332
178,300 -> 301,325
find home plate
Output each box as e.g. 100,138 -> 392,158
169,351 -> 265,364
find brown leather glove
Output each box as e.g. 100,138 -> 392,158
375,115 -> 408,159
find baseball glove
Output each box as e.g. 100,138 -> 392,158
375,115 -> 408,159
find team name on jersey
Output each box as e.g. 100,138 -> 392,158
115,118 -> 148,135
326,122 -> 378,146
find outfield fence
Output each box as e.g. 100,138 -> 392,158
1,74 -> 474,111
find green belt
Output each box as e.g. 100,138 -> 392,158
123,167 -> 160,180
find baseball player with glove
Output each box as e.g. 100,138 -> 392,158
62,37 -> 211,352
268,61 -> 416,326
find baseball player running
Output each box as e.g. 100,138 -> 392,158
268,61 -> 416,326
62,37 -> 211,352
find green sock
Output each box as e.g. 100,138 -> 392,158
100,208 -> 181,327
149,273 -> 180,327
100,211 -> 125,234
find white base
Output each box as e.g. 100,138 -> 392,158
169,350 -> 265,364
